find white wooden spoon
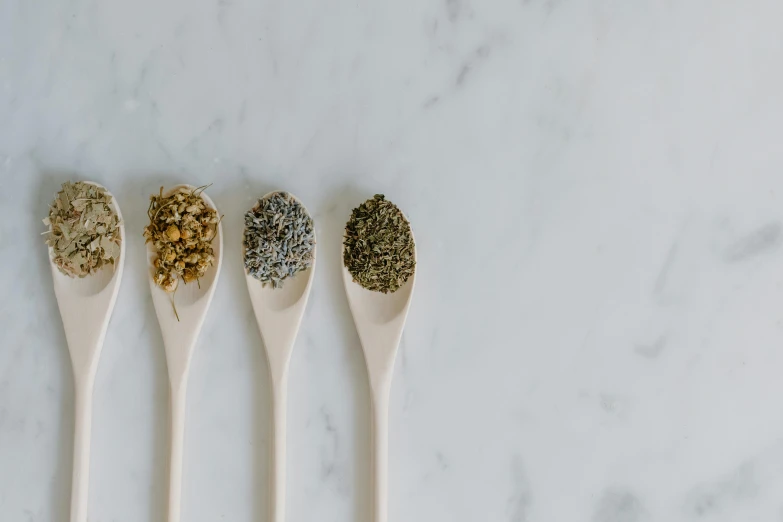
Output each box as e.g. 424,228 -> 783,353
342,226 -> 416,522
146,185 -> 223,522
48,181 -> 126,522
244,192 -> 316,522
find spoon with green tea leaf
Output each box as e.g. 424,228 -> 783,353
244,191 -> 316,522
45,181 -> 125,522
341,195 -> 416,522
145,184 -> 223,522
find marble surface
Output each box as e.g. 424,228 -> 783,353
3,0 -> 783,521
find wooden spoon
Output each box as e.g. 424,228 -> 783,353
146,185 -> 223,522
48,181 -> 126,522
342,224 -> 416,522
244,191 -> 316,522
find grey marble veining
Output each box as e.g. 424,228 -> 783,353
3,0 -> 783,521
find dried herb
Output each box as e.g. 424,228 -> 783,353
244,191 -> 315,288
43,181 -> 121,278
343,194 -> 415,293
143,185 -> 219,296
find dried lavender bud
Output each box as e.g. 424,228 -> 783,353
43,181 -> 122,278
343,194 -> 415,293
244,192 -> 315,288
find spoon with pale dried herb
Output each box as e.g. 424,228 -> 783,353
144,184 -> 223,522
341,194 -> 417,522
44,180 -> 125,522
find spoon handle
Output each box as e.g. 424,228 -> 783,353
371,385 -> 391,522
168,382 -> 188,522
70,380 -> 94,522
270,373 -> 288,522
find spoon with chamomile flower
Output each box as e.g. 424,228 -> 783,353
144,184 -> 223,522
45,181 -> 125,522
244,191 -> 316,522
342,195 -> 416,522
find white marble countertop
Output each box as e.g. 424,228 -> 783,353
3,1 -> 783,521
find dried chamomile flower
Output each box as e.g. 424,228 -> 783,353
143,185 -> 219,296
43,181 -> 121,278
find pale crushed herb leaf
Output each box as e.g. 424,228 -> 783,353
43,181 -> 122,278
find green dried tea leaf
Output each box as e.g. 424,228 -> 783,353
343,194 -> 416,293
44,181 -> 122,278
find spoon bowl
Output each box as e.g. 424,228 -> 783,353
146,184 -> 223,522
49,182 -> 125,299
244,191 -> 316,522
48,181 -> 125,522
342,215 -> 416,522
244,191 -> 317,333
